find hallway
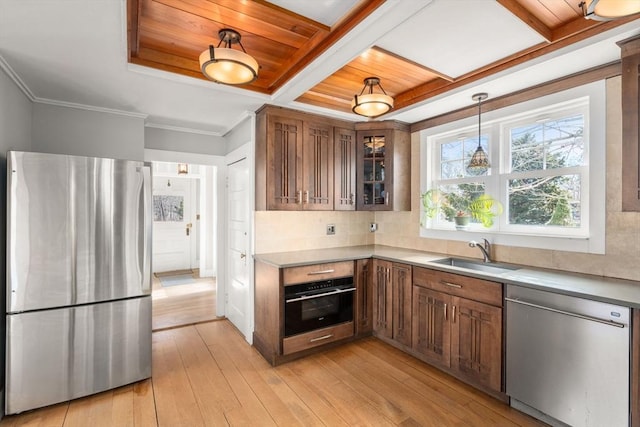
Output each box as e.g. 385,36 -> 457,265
152,272 -> 219,330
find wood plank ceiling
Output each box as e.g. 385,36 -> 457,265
128,0 -> 636,117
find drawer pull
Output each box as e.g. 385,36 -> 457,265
441,281 -> 462,289
307,269 -> 335,275
309,334 -> 333,343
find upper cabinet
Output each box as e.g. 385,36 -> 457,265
619,35 -> 640,211
334,127 -> 357,211
356,121 -> 411,211
256,106 -> 352,211
256,106 -> 410,211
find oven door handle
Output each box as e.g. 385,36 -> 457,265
285,287 -> 356,303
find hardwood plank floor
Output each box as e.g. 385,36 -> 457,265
152,274 -> 219,330
0,320 -> 547,427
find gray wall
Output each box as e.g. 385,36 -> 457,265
225,116 -> 252,154
0,66 -> 32,419
145,126 -> 226,156
32,103 -> 145,160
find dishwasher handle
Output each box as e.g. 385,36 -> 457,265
505,297 -> 626,328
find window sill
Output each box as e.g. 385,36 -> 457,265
419,227 -> 603,254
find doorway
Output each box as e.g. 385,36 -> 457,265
150,161 -> 218,330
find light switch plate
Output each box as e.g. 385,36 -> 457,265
327,224 -> 336,235
370,223 -> 378,232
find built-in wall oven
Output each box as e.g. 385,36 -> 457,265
284,276 -> 355,337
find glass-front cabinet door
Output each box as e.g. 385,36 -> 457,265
357,130 -> 392,210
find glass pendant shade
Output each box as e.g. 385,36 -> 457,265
352,77 -> 394,118
466,92 -> 490,175
199,29 -> 258,85
580,0 -> 640,20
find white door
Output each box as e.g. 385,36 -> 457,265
226,158 -> 250,339
153,177 -> 194,273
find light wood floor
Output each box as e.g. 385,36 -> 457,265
0,320 -> 546,427
151,273 -> 219,330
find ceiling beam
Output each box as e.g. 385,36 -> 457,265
497,0 -> 553,42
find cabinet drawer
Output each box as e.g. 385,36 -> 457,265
413,267 -> 502,307
282,322 -> 354,355
283,261 -> 354,285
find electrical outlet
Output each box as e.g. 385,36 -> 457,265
370,223 -> 378,232
327,224 -> 336,235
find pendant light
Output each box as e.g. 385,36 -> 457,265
352,77 -> 394,118
579,0 -> 640,20
199,29 -> 259,85
466,92 -> 490,175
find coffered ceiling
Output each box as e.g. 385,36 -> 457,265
0,0 -> 639,136
128,0 -> 638,116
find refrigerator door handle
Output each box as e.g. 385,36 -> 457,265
141,165 -> 152,293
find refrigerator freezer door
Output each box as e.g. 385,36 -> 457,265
5,296 -> 152,414
7,151 -> 152,313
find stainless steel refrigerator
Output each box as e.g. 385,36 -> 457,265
5,151 -> 152,414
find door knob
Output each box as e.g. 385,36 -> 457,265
186,222 -> 193,236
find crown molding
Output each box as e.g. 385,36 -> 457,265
34,97 -> 148,119
0,54 -> 36,101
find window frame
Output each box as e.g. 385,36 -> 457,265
419,81 -> 606,254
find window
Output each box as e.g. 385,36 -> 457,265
420,82 -> 605,254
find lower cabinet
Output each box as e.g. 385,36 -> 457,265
372,259 -> 412,347
355,258 -> 373,337
412,266 -> 503,394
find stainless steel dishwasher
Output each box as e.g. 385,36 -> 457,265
506,285 -> 630,427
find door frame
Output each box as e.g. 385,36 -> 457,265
225,141 -> 255,343
144,149 -> 226,311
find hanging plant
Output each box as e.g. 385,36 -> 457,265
420,189 -> 439,227
468,194 -> 503,227
420,190 -> 503,229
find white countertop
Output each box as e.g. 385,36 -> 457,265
254,245 -> 640,308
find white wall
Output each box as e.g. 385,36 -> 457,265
145,126 -> 226,156
32,103 -> 145,160
225,115 -> 252,154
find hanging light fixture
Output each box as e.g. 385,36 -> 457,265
579,0 -> 640,20
467,92 -> 490,176
177,163 -> 189,175
199,29 -> 259,85
352,77 -> 394,118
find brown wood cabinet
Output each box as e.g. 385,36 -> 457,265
355,121 -> 411,211
372,259 -> 412,347
392,263 -> 412,347
619,35 -> 640,211
412,267 -> 503,394
334,127 -> 357,210
255,105 -> 356,211
355,258 -> 373,337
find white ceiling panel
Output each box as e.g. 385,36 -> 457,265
265,0 -> 361,27
375,0 -> 546,78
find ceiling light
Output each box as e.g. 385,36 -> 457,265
579,0 -> 640,20
352,77 -> 394,118
177,163 -> 188,175
199,29 -> 259,85
467,93 -> 490,175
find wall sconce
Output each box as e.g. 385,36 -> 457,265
177,163 -> 189,175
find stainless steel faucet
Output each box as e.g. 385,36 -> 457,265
469,238 -> 492,263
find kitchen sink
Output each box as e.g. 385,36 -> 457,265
431,257 -> 520,275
